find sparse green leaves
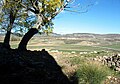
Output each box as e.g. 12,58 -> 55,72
0,0 -> 29,34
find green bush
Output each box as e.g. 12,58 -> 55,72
76,62 -> 111,84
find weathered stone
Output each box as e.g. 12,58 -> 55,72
116,67 -> 120,71
102,54 -> 120,72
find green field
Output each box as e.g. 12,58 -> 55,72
9,36 -> 120,53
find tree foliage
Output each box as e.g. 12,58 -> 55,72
0,0 -> 29,35
0,0 -> 97,35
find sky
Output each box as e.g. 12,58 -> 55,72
53,0 -> 120,34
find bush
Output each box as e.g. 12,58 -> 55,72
76,62 -> 111,84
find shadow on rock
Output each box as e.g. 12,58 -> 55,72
0,43 -> 78,84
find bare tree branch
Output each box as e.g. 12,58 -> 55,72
64,9 -> 88,13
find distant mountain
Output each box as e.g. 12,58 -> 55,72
52,33 -> 120,39
50,33 -> 120,43
1,33 -> 120,41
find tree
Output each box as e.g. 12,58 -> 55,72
18,0 -> 96,50
0,0 -> 97,50
17,0 -> 63,50
0,0 -> 33,48
0,0 -> 27,48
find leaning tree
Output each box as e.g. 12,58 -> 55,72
0,0 -> 97,50
18,0 -> 97,50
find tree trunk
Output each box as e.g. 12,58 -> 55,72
3,10 -> 16,49
3,30 -> 11,49
18,28 -> 38,50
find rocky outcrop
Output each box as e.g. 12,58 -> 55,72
0,43 -> 73,84
103,54 -> 120,71
93,54 -> 120,72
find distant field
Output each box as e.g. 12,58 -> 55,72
9,38 -> 103,52
0,35 -> 120,53
102,43 -> 120,49
8,36 -> 120,53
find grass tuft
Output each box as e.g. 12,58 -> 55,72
76,62 -> 112,84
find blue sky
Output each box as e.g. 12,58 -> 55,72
53,0 -> 120,34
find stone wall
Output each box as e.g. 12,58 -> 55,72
93,54 -> 120,71
103,54 -> 120,71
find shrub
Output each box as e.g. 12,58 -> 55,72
70,56 -> 85,65
76,62 -> 111,84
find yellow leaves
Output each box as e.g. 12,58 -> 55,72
43,26 -> 53,35
44,0 -> 63,9
42,0 -> 64,15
